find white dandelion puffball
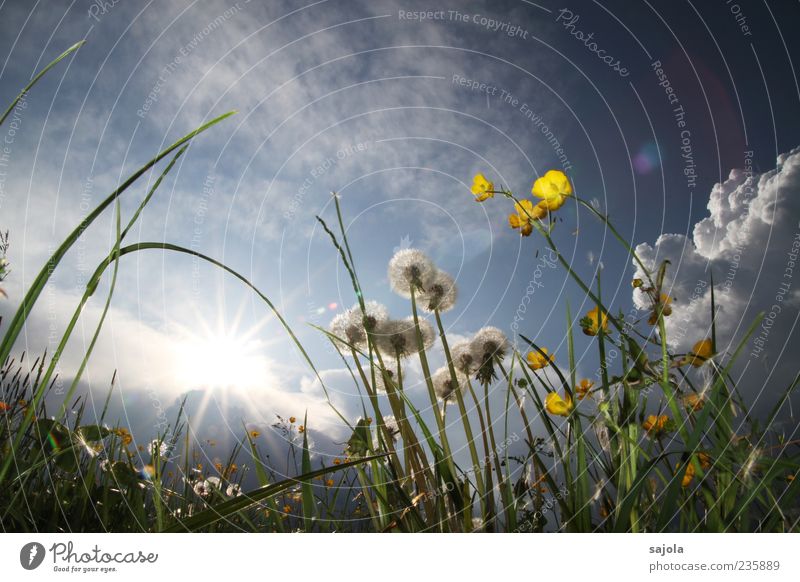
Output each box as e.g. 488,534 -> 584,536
373,361 -> 401,393
382,415 -> 401,442
450,341 -> 478,374
329,301 -> 389,350
388,248 -> 436,298
471,326 -> 510,361
431,366 -> 467,403
419,269 -> 457,312
409,316 -> 436,351
148,439 -> 171,459
375,317 -> 435,358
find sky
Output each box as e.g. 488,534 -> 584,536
1,0 -> 799,477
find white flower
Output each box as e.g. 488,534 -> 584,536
148,439 -> 171,459
329,301 -> 389,351
193,477 -> 220,498
382,415 -> 400,442
388,249 -> 436,298
226,483 -> 242,497
375,318 -> 435,358
372,361 -> 401,393
471,517 -> 484,531
418,269 -> 457,312
431,366 -> 467,404
470,326 -> 510,361
451,341 -> 478,374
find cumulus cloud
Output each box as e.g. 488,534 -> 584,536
632,147 -> 800,410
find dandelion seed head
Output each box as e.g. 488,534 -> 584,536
451,341 -> 478,374
388,249 -> 436,298
375,317 -> 434,358
382,415 -> 401,442
431,366 -> 467,404
419,269 -> 457,312
471,326 -> 510,361
329,301 -> 389,350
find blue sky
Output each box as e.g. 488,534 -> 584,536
1,0 -> 799,474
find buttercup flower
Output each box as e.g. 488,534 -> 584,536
531,170 -> 572,210
508,199 -> 547,236
388,249 -> 436,298
419,269 -> 457,312
581,306 -> 608,336
471,173 -> 495,202
545,391 -> 573,417
648,294 -> 673,325
249,429 -> 261,438
681,461 -> 695,487
431,367 -> 467,404
576,378 -> 594,400
685,339 -> 713,367
0,401 -> 9,413
451,341 -> 479,374
683,392 -> 705,412
526,347 -> 554,370
642,414 -> 671,435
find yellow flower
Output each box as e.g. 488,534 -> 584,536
0,401 -> 9,413
508,199 -> 546,236
582,306 -> 608,336
642,414 -> 670,435
526,347 -> 553,370
283,504 -> 292,513
249,430 -> 261,439
471,173 -> 495,202
680,453 -> 711,487
681,461 -> 695,487
685,338 -> 713,367
575,378 -> 594,400
545,391 -> 573,417
333,458 -> 342,465
531,170 -> 572,210
298,425 -> 305,433
683,392 -> 705,412
289,416 -> 296,424
325,479 -> 335,487
648,294 -> 673,325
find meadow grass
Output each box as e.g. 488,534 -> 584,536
1,42 -> 798,533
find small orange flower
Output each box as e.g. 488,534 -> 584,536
642,414 -> 670,435
683,392 -> 705,412
575,378 -> 594,400
249,430 -> 261,439
289,416 -> 296,424
0,401 -> 10,412
325,479 -> 335,487
298,425 -> 305,433
681,461 -> 695,487
283,504 -> 292,513
684,339 -> 713,367
333,458 -> 342,465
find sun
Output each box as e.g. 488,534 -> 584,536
175,329 -> 266,390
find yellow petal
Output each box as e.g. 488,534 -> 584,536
532,170 -> 573,201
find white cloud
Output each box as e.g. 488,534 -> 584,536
632,147 -> 800,411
